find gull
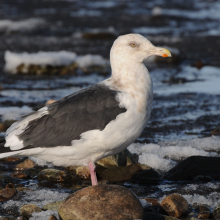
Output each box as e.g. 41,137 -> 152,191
0,34 -> 171,185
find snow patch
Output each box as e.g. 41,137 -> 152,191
4,51 -> 109,74
128,137 -> 220,172
0,18 -> 47,33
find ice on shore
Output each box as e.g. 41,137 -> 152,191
2,188 -> 69,212
128,136 -> 220,172
0,18 -> 47,33
4,51 -> 109,74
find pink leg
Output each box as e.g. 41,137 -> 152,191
88,161 -> 98,186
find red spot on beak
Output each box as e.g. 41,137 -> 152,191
163,54 -> 168,57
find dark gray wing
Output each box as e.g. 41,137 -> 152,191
18,84 -> 127,148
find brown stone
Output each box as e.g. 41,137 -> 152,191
58,185 -> 144,220
16,159 -> 36,170
11,172 -> 27,179
20,204 -> 42,218
47,215 -> 57,220
38,169 -> 72,183
0,188 -> 17,202
76,166 -> 90,180
197,211 -> 211,219
161,193 -> 188,218
96,163 -> 151,182
43,201 -> 62,211
144,197 -> 160,206
4,157 -> 20,162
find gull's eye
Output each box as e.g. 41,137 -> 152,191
129,42 -> 137,48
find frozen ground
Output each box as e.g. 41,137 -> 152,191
0,0 -> 220,218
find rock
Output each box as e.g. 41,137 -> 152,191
164,156 -> 220,181
194,204 -> 210,213
0,120 -> 15,132
0,187 -> 17,202
4,157 -> 20,162
197,211 -> 211,219
0,216 -> 17,220
96,149 -> 138,168
96,163 -> 150,182
11,172 -> 27,179
0,174 -> 21,185
213,206 -> 220,220
131,168 -> 161,184
43,201 -> 62,211
161,193 -> 188,218
47,215 -> 57,220
144,198 -> 160,206
25,167 -> 41,178
144,212 -> 179,220
38,169 -> 72,183
58,185 -> 144,220
15,159 -> 36,170
76,166 -> 90,179
20,204 -> 42,218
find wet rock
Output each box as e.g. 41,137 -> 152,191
144,212 -> 179,220
0,120 -> 15,132
96,163 -> 150,182
211,127 -> 220,135
0,174 -> 22,185
47,215 -> 57,220
82,32 -> 115,40
43,201 -> 62,211
24,167 -> 41,178
161,193 -> 188,218
194,204 -> 210,213
38,169 -> 72,183
0,187 -> 17,202
4,157 -> 20,162
0,216 -> 17,220
16,63 -> 78,75
197,211 -> 211,219
15,159 -> 36,170
20,204 -> 42,218
76,166 -> 90,180
38,180 -> 59,188
164,156 -> 220,181
96,149 -> 138,168
58,185 -> 144,220
11,172 -> 27,179
131,168 -> 161,184
213,206 -> 220,220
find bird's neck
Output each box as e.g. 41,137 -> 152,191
111,61 -> 151,92
109,61 -> 153,114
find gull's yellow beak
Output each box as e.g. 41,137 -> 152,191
149,47 -> 172,57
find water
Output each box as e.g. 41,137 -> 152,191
0,0 -> 220,218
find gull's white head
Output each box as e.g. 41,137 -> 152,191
110,33 -> 171,65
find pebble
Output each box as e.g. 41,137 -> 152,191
20,204 -> 42,218
47,215 -> 57,220
58,185 -> 144,220
76,166 -> 90,179
96,163 -> 151,182
15,159 -> 36,170
197,211 -> 211,219
161,193 -> 189,218
144,212 -> 179,220
0,187 -> 17,202
11,172 -> 27,179
38,169 -> 72,183
213,206 -> 220,220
